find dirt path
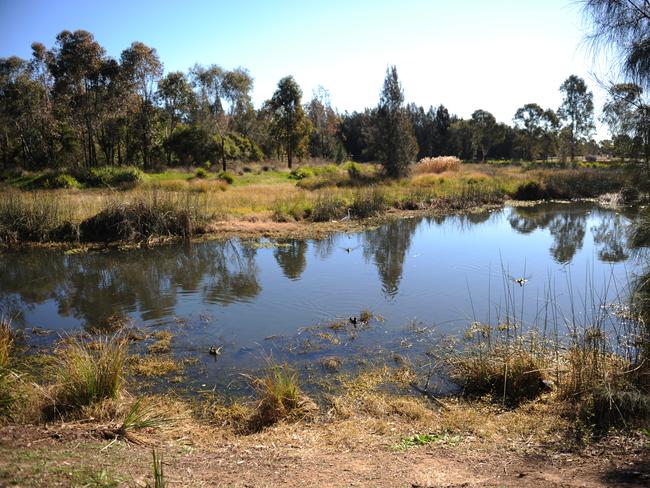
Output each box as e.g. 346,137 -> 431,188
1,423 -> 648,487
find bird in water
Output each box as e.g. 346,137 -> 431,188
209,345 -> 222,356
341,245 -> 360,253
349,316 -> 358,325
513,278 -> 528,287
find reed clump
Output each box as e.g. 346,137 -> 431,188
79,193 -> 208,242
446,323 -> 552,405
53,336 -> 128,411
249,363 -> 316,430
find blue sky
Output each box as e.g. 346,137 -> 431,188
0,0 -> 610,136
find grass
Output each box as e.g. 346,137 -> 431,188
147,331 -> 173,354
53,336 -> 128,411
0,163 -> 631,245
128,356 -> 180,377
414,156 -> 461,174
249,363 -> 315,430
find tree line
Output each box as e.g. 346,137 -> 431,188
1,29 -> 647,177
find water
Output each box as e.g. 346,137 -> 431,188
0,202 -> 644,393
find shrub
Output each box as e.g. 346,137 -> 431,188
513,181 -> 546,200
81,166 -> 144,187
310,194 -> 347,222
350,187 -> 387,218
289,167 -> 314,180
54,336 -> 128,410
343,161 -> 362,179
271,197 -> 312,222
414,156 -> 461,174
79,196 -> 206,242
50,173 -> 80,189
218,171 -> 235,184
194,167 -> 208,179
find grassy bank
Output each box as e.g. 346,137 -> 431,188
0,161 -> 631,247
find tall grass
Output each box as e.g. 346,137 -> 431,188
250,363 -> 314,429
414,156 -> 461,174
54,336 -> 128,410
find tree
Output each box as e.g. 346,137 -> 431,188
157,71 -> 195,164
374,66 -> 418,178
513,103 -> 545,161
120,42 -> 163,169
470,109 -> 504,162
306,86 -> 339,159
558,75 -> 594,162
269,76 -> 311,169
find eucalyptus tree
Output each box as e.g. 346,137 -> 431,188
470,109 -> 503,162
306,85 -> 339,159
374,66 -> 417,177
120,41 -> 163,169
602,83 -> 644,162
558,75 -> 595,162
157,71 -> 195,163
47,30 -> 107,167
269,75 -> 312,168
513,103 -> 545,161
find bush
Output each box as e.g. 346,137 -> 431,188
289,167 -> 314,180
513,181 -> 546,200
350,187 -> 386,218
414,156 -> 461,174
195,168 -> 208,179
50,173 -> 80,189
271,197 -> 312,222
79,196 -> 206,242
77,166 -> 144,187
343,161 -> 362,179
54,336 -> 128,410
310,194 -> 347,222
218,171 -> 235,184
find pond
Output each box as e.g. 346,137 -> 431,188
0,202 -> 645,394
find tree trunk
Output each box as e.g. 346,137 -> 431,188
287,145 -> 293,169
221,138 -> 226,172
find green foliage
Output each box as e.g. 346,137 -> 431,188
194,167 -> 208,179
272,196 -> 312,222
84,166 -> 144,187
289,167 -> 314,180
152,449 -> 165,488
394,432 -> 460,450
343,161 -> 362,179
54,336 -> 128,410
374,66 -> 418,178
217,171 -> 235,184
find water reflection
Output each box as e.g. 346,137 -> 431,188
0,203 -> 640,342
0,242 -> 261,330
274,241 -> 308,280
361,217 -> 419,297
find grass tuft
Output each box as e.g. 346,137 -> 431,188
53,336 -> 128,411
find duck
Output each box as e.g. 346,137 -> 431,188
514,278 -> 528,287
349,316 -> 358,326
209,345 -> 222,356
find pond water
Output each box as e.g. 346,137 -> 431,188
0,202 -> 645,394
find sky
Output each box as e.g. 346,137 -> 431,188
0,0 -> 612,138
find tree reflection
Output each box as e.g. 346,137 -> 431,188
591,213 -> 630,262
273,240 -> 308,280
0,241 -> 261,329
508,204 -> 588,264
362,218 -> 419,298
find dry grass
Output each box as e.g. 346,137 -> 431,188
128,355 -> 180,377
147,331 -> 173,354
414,156 -> 461,174
0,318 -> 14,369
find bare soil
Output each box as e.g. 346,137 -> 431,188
1,418 -> 648,487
